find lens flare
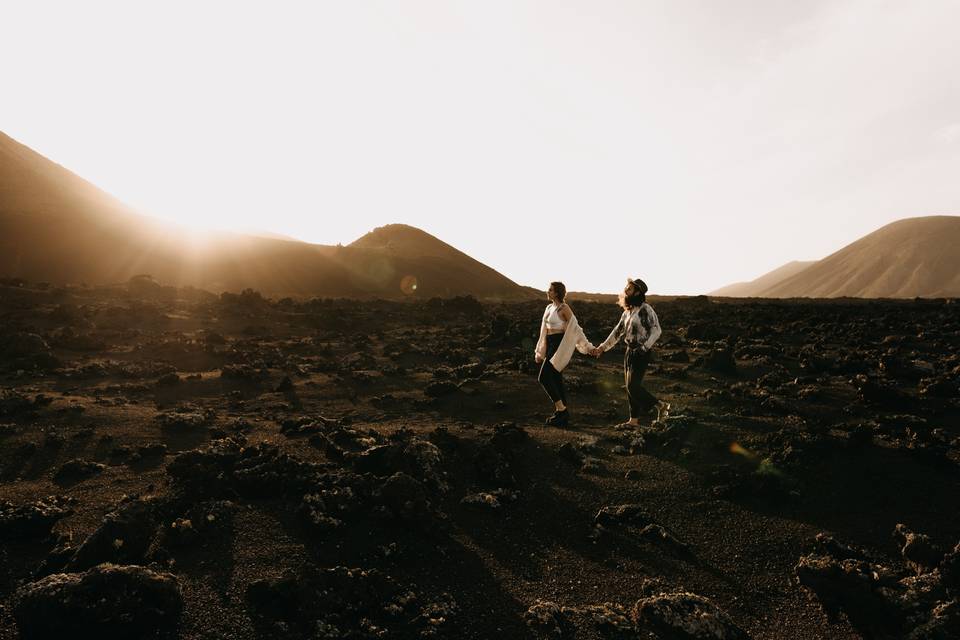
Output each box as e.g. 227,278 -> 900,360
729,442 -> 756,459
400,275 -> 418,295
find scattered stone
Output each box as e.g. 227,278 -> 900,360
595,504 -> 652,527
0,496 -> 75,539
246,564 -> 455,638
894,524 -> 943,575
67,495 -> 165,571
460,488 -> 520,509
638,524 -> 690,553
220,364 -> 268,382
525,600 -> 567,639
155,372 -> 181,387
632,589 -> 750,640
703,344 -> 737,375
796,526 -> 958,639
53,459 -> 105,483
425,381 -> 459,397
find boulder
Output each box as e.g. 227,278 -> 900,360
13,563 -> 182,639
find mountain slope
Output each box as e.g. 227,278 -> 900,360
759,216 -> 960,298
710,261 -> 816,297
0,131 -> 534,299
350,224 -> 539,298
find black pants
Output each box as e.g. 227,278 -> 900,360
538,333 -> 567,404
625,345 -> 658,419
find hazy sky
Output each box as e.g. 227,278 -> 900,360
2,0 -> 959,294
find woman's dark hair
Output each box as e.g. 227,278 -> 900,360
619,278 -> 647,309
549,281 -> 566,302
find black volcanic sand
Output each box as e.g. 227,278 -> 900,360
1,280 -> 959,639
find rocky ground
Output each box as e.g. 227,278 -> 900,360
0,278 -> 959,639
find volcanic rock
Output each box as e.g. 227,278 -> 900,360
894,524 -> 943,575
12,563 -> 182,639
631,588 -> 750,640
246,564 -> 455,638
53,458 -> 105,482
595,504 -> 653,527
66,494 -> 165,571
0,496 -> 75,539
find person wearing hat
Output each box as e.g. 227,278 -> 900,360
591,278 -> 669,427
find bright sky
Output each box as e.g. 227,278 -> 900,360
2,0 -> 959,294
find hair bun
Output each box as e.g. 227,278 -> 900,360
633,279 -> 648,295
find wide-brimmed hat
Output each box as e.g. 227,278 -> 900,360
629,278 -> 648,295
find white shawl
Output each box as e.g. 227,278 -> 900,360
535,307 -> 595,373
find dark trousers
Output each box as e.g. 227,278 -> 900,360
538,333 -> 567,404
625,345 -> 657,418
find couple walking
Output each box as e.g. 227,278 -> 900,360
534,278 -> 669,428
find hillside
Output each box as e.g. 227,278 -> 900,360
349,224 -> 541,298
710,261 -> 816,297
0,131 -> 534,299
760,216 -> 960,298
710,216 -> 960,299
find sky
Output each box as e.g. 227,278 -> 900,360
2,0 -> 959,294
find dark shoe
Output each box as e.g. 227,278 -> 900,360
547,409 -> 569,427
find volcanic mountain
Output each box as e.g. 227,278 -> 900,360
0,131 -> 533,299
711,216 -> 960,299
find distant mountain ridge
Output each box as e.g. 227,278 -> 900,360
0,131 -> 534,299
711,261 -> 816,298
710,216 -> 960,298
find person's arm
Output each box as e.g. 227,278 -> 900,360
558,303 -> 573,323
569,314 -> 596,354
641,305 -> 662,351
598,311 -> 627,352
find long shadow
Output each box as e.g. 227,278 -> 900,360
167,511 -> 238,606
439,435 -> 690,585
259,497 -> 536,639
640,416 -> 960,551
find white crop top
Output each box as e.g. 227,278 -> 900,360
544,303 -> 566,331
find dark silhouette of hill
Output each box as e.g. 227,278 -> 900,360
710,261 -> 815,297
350,224 -> 542,298
0,131 -> 534,299
711,216 -> 960,299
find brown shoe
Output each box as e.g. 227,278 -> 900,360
655,401 -> 671,422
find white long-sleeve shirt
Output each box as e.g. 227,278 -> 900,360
598,303 -> 662,353
534,307 -> 595,372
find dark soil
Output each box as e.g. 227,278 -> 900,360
1,281 -> 959,639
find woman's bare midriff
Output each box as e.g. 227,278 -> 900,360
546,329 -> 565,335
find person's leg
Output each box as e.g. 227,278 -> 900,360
556,368 -> 567,406
538,360 -> 563,404
623,351 -> 641,424
629,350 -> 658,413
543,336 -> 567,413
